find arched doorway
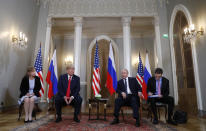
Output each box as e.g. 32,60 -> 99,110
86,35 -> 119,107
172,11 -> 198,114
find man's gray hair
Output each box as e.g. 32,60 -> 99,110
121,68 -> 128,74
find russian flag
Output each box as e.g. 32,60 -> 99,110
106,43 -> 117,95
143,51 -> 152,100
46,49 -> 58,99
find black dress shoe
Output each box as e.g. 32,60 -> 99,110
24,120 -> 29,123
73,117 -> 80,123
167,119 -> 178,126
152,118 -> 159,124
55,117 -> 62,123
110,118 -> 119,125
28,120 -> 33,123
135,120 -> 140,127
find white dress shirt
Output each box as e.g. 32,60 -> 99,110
124,77 -> 132,94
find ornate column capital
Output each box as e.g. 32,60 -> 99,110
121,17 -> 131,26
153,15 -> 160,26
74,17 -> 83,26
47,17 -> 53,27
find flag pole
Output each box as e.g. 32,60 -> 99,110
48,44 -> 57,111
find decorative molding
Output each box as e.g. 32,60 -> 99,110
74,17 -> 83,26
52,32 -> 154,40
158,0 -> 169,7
46,0 -> 158,17
121,17 -> 131,27
47,17 -> 53,27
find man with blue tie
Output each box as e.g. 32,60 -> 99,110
55,64 -> 82,123
147,68 -> 177,125
111,69 -> 142,127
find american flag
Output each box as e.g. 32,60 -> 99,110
34,44 -> 44,97
92,41 -> 101,96
136,52 -> 144,87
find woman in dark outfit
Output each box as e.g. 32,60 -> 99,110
19,66 -> 41,123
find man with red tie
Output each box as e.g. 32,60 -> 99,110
147,68 -> 177,125
55,64 -> 82,123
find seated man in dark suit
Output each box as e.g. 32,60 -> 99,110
55,64 -> 82,123
111,69 -> 142,127
147,68 -> 177,125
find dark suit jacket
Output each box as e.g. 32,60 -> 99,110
147,77 -> 169,97
56,74 -> 80,100
19,76 -> 41,98
116,77 -> 142,97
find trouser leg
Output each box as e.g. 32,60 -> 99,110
55,98 -> 64,117
130,96 -> 139,120
114,97 -> 125,118
149,98 -> 158,119
71,96 -> 82,117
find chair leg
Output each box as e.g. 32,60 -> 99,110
121,109 -> 125,121
79,112 -> 82,120
158,108 -> 160,120
147,106 -> 153,122
150,110 -> 153,122
18,104 -> 23,121
139,107 -> 142,121
32,105 -> 37,120
164,106 -> 167,121
33,110 -> 36,120
54,109 -> 57,120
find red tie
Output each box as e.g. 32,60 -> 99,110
66,76 -> 72,98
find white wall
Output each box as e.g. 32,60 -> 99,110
0,0 -> 39,108
32,2 -> 49,65
156,1 -> 174,97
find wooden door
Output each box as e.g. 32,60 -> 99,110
173,11 -> 198,115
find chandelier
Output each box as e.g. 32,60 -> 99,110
183,24 -> 204,43
12,32 -> 28,49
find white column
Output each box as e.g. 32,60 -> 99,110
122,17 -> 131,76
43,17 -> 52,102
154,16 -> 163,67
73,17 -> 83,76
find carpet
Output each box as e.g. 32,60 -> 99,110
12,114 -> 178,131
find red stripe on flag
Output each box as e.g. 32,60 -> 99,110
106,72 -> 115,95
92,78 -> 100,93
37,72 -> 44,84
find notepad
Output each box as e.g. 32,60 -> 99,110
148,95 -> 160,98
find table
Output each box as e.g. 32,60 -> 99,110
88,98 -> 108,120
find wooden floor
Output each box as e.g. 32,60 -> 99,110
0,104 -> 206,131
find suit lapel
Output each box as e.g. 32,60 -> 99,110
26,77 -> 30,90
70,76 -> 74,89
154,78 -> 156,89
128,77 -> 132,90
65,74 -> 68,90
161,78 -> 164,90
120,79 -> 125,91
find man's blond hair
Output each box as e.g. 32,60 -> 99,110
66,64 -> 75,70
